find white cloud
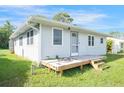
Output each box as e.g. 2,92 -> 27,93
0,6 -> 112,31
71,13 -> 108,25
0,6 -> 51,27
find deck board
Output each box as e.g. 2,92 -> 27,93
41,55 -> 105,74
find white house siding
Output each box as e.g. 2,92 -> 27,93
107,37 -> 124,54
41,24 -> 107,59
78,33 -> 106,56
112,41 -> 121,54
41,25 -> 71,59
14,29 -> 40,63
13,24 -> 107,61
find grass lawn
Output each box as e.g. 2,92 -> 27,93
0,49 -> 124,87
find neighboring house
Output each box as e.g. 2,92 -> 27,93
107,37 -> 124,54
9,16 -> 109,63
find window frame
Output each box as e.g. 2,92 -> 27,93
88,35 -> 95,46
27,29 -> 34,45
92,36 -> 94,46
27,32 -> 30,45
120,43 -> 124,48
100,38 -> 104,44
30,30 -> 34,45
88,36 -> 91,46
52,27 -> 63,46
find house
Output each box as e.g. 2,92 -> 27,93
107,37 -> 124,54
9,16 -> 109,64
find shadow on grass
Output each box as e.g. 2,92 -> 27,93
63,54 -> 124,77
0,54 -> 6,56
63,64 -> 92,77
0,57 -> 32,87
106,54 -> 124,63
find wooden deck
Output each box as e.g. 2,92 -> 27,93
41,56 -> 106,76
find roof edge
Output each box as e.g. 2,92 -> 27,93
10,16 -> 111,39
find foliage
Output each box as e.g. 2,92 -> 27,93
31,15 -> 47,19
53,12 -> 73,23
109,31 -> 120,35
107,39 -> 113,53
109,31 -> 124,39
1,49 -> 124,86
0,21 -> 14,49
118,50 -> 124,53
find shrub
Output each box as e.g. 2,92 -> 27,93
107,39 -> 113,53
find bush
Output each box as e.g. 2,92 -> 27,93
107,39 -> 113,53
118,50 -> 124,53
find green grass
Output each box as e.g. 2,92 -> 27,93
0,49 -> 124,87
0,49 -> 32,86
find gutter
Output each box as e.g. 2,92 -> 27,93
26,21 -> 39,31
10,16 -> 111,39
9,20 -> 39,39
30,16 -> 110,37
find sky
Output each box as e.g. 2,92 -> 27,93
0,5 -> 124,33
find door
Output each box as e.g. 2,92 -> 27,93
71,32 -> 79,56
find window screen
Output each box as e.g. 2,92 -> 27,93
19,37 -> 23,46
53,29 -> 62,45
88,36 -> 94,46
100,38 -> 103,44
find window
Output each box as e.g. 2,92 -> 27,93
19,37 -> 23,46
27,30 -> 33,45
72,33 -> 77,37
35,23 -> 40,29
27,32 -> 29,45
120,43 -> 124,48
30,30 -> 33,44
92,36 -> 94,46
88,36 -> 91,46
100,38 -> 103,44
88,35 -> 94,46
53,28 -> 62,45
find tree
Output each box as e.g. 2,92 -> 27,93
107,39 -> 113,53
31,15 -> 47,19
109,31 -> 124,39
0,21 -> 14,49
53,12 -> 73,23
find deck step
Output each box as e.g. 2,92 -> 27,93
91,60 -> 105,70
95,62 -> 105,66
96,64 -> 110,71
91,59 -> 103,64
101,65 -> 110,70
92,58 -> 103,62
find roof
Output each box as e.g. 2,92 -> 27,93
107,37 -> 124,42
10,16 -> 110,39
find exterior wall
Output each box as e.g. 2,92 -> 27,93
14,29 -> 40,63
79,33 -> 106,55
107,37 -> 124,54
9,39 -> 14,53
41,24 -> 107,59
13,24 -> 107,61
113,40 -> 121,54
41,25 -> 70,59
